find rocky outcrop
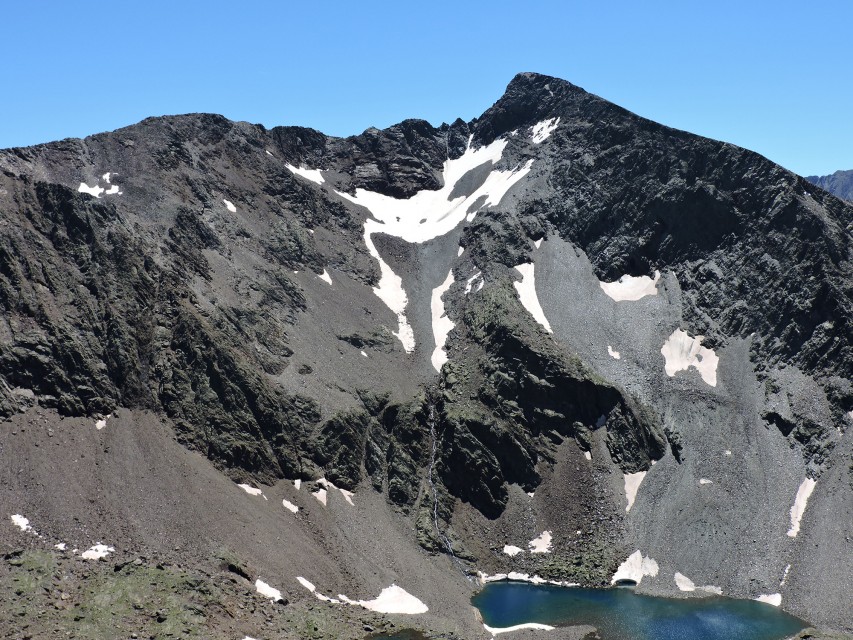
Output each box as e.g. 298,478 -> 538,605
435,277 -> 666,519
491,75 -> 852,396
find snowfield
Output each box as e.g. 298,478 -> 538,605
660,329 -> 719,386
514,263 -> 552,332
599,271 -> 660,301
338,135 -> 533,351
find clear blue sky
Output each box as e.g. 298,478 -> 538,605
2,1 -> 850,176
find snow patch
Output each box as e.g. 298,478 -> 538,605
298,578 -> 426,614
513,263 -> 552,332
780,564 -> 791,586
725,450 -> 732,456
297,576 -> 316,592
237,484 -> 266,499
318,269 -> 333,285
55,542 -> 67,551
78,183 -> 104,198
338,136 -> 533,352
503,545 -> 523,557
485,622 -> 555,635
285,164 -> 325,185
599,271 -> 660,301
79,172 -> 122,198
755,593 -> 782,607
612,551 -> 659,585
464,271 -> 482,295
312,488 -> 327,506
11,514 -> 34,533
255,579 -> 283,601
583,451 -> 592,461
317,478 -> 355,505
357,584 -> 428,614
787,478 -> 816,538
339,136 -> 530,243
457,246 -> 464,257
531,117 -> 560,144
674,572 -> 696,592
624,471 -> 646,512
316,592 -> 340,603
528,530 -> 552,553
363,230 -> 414,351
607,345 -> 621,360
95,414 -> 111,430
699,478 -> 713,485
675,574 -> 723,595
510,572 -> 547,584
661,329 -> 719,386
477,571 -> 578,588
534,238 -> 543,249
282,499 -> 299,513
479,572 -> 508,583
293,479 -> 302,490
360,350 -> 368,358
81,544 -> 114,560
223,199 -> 237,213
430,269 -> 455,372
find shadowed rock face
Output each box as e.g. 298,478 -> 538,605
1,72 -> 851,633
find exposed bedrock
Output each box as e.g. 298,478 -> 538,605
437,279 -> 666,517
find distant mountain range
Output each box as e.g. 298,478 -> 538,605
807,169 -> 853,201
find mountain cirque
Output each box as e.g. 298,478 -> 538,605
0,73 -> 851,639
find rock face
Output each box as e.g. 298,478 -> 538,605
808,169 -> 853,202
1,72 -> 851,634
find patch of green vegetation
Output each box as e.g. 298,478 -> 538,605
2,551 -> 228,640
213,546 -> 252,581
276,601 -> 397,640
69,562 -> 215,638
536,540 -> 621,586
287,606 -> 347,640
8,549 -> 56,596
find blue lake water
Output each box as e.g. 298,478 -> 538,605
471,582 -> 807,640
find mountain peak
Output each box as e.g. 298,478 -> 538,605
474,72 -> 591,142
1,72 -> 851,639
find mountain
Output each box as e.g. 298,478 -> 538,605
807,169 -> 853,202
1,72 -> 851,639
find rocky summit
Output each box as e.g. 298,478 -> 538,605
0,72 -> 851,639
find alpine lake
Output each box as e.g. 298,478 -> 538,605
372,581 -> 807,640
